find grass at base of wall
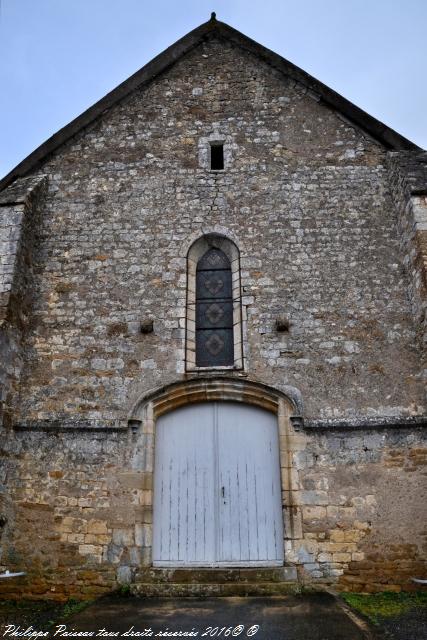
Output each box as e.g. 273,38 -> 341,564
341,591 -> 427,624
0,598 -> 91,630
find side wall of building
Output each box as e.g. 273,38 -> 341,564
0,177 -> 47,428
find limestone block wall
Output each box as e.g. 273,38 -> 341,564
0,177 -> 46,427
387,152 -> 427,367
0,34 -> 426,600
294,426 -> 427,592
5,36 -> 424,425
0,413 -> 425,600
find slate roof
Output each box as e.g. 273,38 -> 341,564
0,14 -> 421,192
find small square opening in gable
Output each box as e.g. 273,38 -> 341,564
210,143 -> 224,170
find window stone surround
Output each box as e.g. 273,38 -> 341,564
186,233 -> 245,371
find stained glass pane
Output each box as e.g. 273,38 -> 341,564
197,248 -> 231,271
196,248 -> 234,367
196,329 -> 234,367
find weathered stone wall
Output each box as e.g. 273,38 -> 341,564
0,428 -> 122,600
0,177 -> 46,427
0,419 -> 425,600
387,152 -> 427,370
296,426 -> 427,592
7,35 -> 424,424
0,34 -> 426,598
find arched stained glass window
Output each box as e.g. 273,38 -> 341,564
196,248 -> 234,367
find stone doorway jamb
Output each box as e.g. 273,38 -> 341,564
128,377 -> 305,568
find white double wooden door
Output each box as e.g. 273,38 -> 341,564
153,402 -> 284,567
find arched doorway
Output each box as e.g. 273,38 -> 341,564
128,377 -> 304,569
153,401 -> 284,567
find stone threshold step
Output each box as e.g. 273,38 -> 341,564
130,581 -> 300,597
133,566 -> 297,584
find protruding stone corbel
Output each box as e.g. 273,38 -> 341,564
290,416 -> 304,431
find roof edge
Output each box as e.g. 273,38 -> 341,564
0,16 -> 421,192
0,18 -> 217,192
217,20 -> 421,152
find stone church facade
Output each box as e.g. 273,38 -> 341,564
0,16 -> 426,599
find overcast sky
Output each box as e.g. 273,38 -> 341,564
1,0 -> 426,179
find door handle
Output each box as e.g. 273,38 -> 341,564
221,486 -> 225,502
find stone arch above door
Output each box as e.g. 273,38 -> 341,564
129,377 -> 298,421
128,378 -> 306,568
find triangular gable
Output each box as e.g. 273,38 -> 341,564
0,14 -> 420,192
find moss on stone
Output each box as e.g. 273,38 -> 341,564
341,591 -> 427,623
